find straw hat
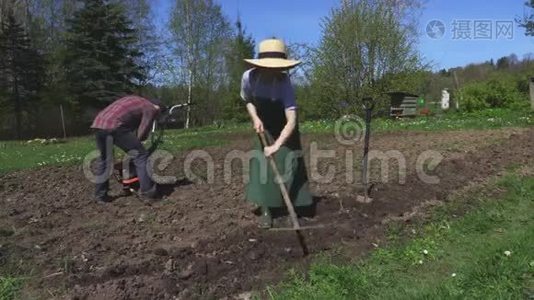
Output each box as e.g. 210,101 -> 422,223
244,39 -> 301,69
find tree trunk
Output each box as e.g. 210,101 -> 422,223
14,76 -> 22,139
185,68 -> 192,129
453,71 -> 462,110
530,77 -> 534,111
184,0 -> 192,129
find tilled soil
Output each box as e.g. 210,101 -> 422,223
0,127 -> 532,299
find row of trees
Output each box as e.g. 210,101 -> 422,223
447,54 -> 534,112
0,0 -> 255,138
0,13 -> 45,138
1,0 -> 533,139
0,0 -> 158,138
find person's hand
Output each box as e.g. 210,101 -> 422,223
253,118 -> 264,133
264,143 -> 280,157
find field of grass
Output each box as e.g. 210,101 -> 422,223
0,128 -> 229,174
0,108 -> 533,174
302,108 -> 534,133
269,172 -> 534,299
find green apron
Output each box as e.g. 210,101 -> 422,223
246,95 -> 313,208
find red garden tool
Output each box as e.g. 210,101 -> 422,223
114,102 -> 192,195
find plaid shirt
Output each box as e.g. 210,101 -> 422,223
91,95 -> 159,141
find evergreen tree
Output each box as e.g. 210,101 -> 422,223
30,0 -> 80,87
0,12 -> 45,139
63,0 -> 144,109
497,56 -> 511,70
114,0 -> 159,84
222,15 -> 255,122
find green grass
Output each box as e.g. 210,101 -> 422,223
0,127 -> 232,174
1,108 -> 533,174
0,136 -> 95,173
0,277 -> 22,300
270,173 -> 534,299
302,108 -> 534,134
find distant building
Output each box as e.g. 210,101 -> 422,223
387,92 -> 419,118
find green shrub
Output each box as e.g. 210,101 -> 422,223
461,82 -> 489,111
461,76 -> 529,112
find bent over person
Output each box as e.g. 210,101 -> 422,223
91,95 -> 164,203
241,38 -> 313,228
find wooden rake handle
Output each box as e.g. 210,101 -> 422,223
258,131 -> 301,230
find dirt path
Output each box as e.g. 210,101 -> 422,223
0,127 -> 532,299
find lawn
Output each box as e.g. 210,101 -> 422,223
0,108 -> 533,174
0,128 -> 230,174
302,108 -> 534,133
269,171 -> 534,299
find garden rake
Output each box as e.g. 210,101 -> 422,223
258,131 -> 325,256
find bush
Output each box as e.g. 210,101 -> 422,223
461,76 -> 529,112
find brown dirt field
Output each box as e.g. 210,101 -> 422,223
0,127 -> 533,299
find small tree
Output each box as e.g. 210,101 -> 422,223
309,0 -> 424,118
63,0 -> 145,109
0,12 -> 45,138
222,16 -> 255,122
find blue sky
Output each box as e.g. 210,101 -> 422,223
153,0 -> 533,70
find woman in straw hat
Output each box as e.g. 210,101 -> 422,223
240,38 -> 313,228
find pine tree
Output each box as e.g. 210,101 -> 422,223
0,12 -> 45,139
222,15 -> 255,122
113,0 -> 159,84
63,0 -> 144,109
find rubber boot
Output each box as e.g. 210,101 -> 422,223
139,184 -> 159,203
259,206 -> 272,229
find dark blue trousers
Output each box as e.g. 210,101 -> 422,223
94,129 -> 154,198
